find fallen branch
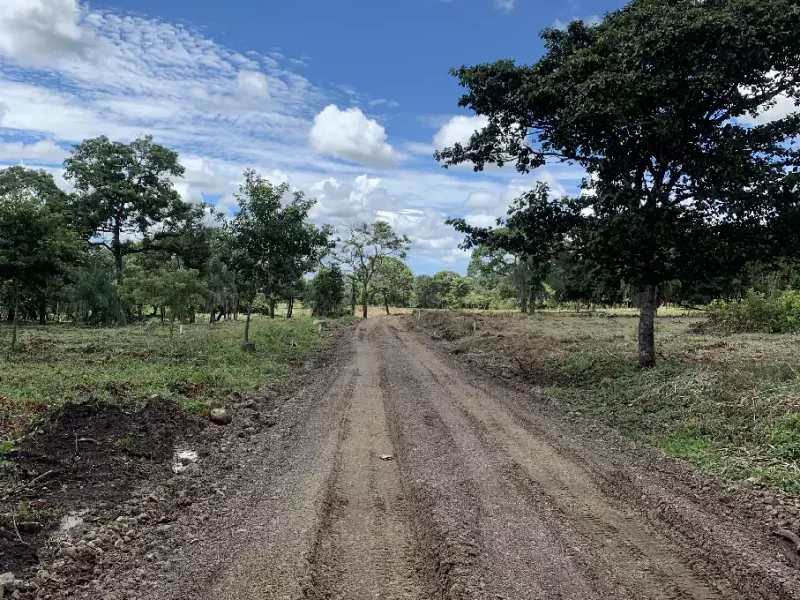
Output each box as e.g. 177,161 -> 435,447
774,528 -> 800,553
77,437 -> 99,445
12,514 -> 28,545
25,469 -> 55,489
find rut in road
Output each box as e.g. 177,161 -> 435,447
307,323 -> 427,599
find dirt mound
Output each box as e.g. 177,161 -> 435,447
1,398 -> 204,572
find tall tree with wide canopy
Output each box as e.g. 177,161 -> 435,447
338,221 -> 410,319
64,135 -> 186,282
437,0 -> 800,367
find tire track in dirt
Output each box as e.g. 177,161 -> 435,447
400,318 -> 800,600
196,345 -> 358,599
382,319 -> 788,599
306,320 -> 427,600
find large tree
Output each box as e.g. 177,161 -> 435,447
64,135 -> 186,282
437,0 -> 800,367
0,174 -> 83,350
338,221 -> 410,319
226,170 -> 331,347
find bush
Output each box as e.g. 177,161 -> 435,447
304,265 -> 347,318
709,289 -> 800,333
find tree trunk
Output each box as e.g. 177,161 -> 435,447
362,299 -> 368,320
384,298 -> 390,315
244,304 -> 252,344
11,280 -> 19,353
529,287 -> 536,314
637,284 -> 658,368
160,306 -> 165,324
189,309 -> 195,324
350,284 -> 357,316
520,294 -> 528,314
38,298 -> 47,325
113,219 -> 124,283
269,300 -> 276,319
287,297 -> 294,319
210,306 -> 216,324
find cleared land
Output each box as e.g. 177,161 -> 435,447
410,309 -> 800,494
8,315 -> 797,600
0,315 -> 331,574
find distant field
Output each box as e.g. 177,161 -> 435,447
0,315 -> 330,440
411,309 -> 800,494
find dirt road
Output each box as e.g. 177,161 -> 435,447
65,318 -> 800,599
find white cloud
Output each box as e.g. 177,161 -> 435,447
493,0 -> 516,13
309,174 -> 394,222
0,140 -> 69,163
309,105 -> 397,168
0,2 -> 583,274
741,93 -> 799,125
464,213 -> 498,228
237,70 -> 270,98
0,0 -> 93,67
433,115 -> 489,151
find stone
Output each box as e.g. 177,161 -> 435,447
209,408 -> 232,425
0,572 -> 14,597
183,463 -> 202,477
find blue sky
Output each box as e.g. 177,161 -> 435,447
0,0 -> 626,274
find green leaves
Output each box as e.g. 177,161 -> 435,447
64,135 -> 186,280
225,170 -> 331,307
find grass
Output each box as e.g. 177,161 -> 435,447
0,315 -> 333,441
415,309 -> 800,495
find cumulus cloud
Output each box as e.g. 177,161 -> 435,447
309,105 -> 397,168
433,115 -> 489,151
0,0 -> 92,67
309,174 -> 394,222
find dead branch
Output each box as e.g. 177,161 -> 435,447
25,469 -> 55,489
774,528 -> 800,553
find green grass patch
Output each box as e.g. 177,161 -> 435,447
0,315 -> 331,439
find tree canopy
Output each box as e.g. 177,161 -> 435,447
337,221 -> 410,319
64,135 -> 187,281
437,0 -> 800,366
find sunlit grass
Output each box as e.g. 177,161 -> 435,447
0,315 -> 329,438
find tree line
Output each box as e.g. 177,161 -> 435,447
0,136 -> 415,351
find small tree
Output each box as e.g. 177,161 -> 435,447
373,257 -> 414,314
437,0 -> 800,367
445,276 -> 472,309
154,269 -> 208,338
338,221 -> 410,319
226,170 -> 331,348
64,136 -> 186,282
305,265 -> 346,317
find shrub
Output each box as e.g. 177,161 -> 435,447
709,289 -> 800,333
